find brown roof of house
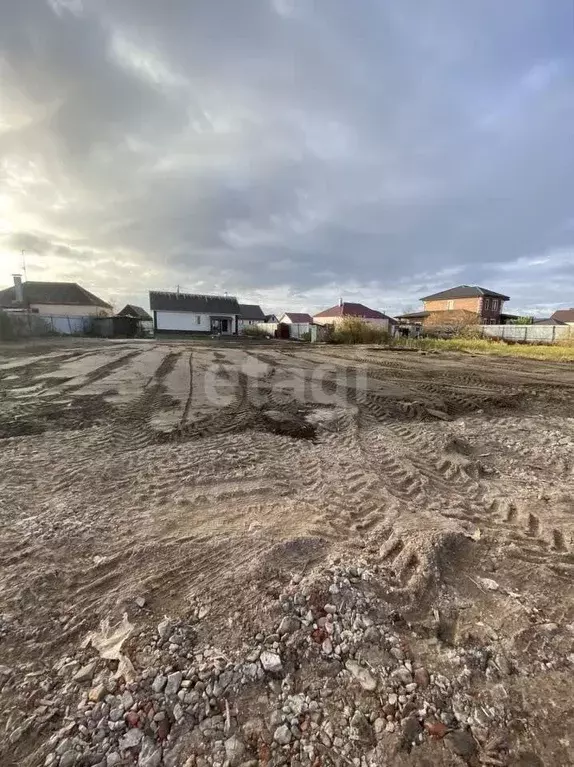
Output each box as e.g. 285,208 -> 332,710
533,317 -> 567,325
421,285 -> 510,302
118,304 -> 152,320
551,308 -> 574,323
314,302 -> 390,320
281,312 -> 313,323
0,281 -> 111,309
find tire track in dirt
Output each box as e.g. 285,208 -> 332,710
474,495 -> 574,577
50,350 -> 179,492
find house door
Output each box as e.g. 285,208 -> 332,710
211,318 -> 230,334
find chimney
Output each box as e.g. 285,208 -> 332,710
339,296 -> 343,307
13,274 -> 24,304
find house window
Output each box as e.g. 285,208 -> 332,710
196,315 -> 201,325
446,300 -> 454,310
484,299 -> 490,311
492,300 -> 498,312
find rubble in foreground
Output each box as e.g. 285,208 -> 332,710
4,557 -> 573,767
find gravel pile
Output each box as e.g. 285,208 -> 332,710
5,559 -> 571,767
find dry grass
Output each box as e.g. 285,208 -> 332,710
400,336 -> 574,361
330,317 -> 390,344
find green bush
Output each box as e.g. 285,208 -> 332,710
330,317 -> 390,345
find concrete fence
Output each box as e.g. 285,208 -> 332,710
481,324 -> 573,344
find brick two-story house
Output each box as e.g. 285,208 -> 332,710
420,285 -> 510,324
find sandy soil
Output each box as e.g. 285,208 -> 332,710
0,340 -> 573,766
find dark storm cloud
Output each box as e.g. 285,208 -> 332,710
1,0 -> 573,313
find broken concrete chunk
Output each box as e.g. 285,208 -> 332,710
345,659 -> 377,691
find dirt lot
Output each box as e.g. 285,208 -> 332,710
0,340 -> 573,767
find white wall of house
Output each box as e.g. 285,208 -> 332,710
155,310 -> 236,332
30,303 -> 112,317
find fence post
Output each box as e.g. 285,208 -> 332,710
552,326 -> 556,343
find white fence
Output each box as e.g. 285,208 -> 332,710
481,324 -> 573,344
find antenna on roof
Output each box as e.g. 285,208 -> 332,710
21,250 -> 28,282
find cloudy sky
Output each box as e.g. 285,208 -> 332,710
1,0 -> 573,316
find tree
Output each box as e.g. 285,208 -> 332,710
507,316 -> 533,325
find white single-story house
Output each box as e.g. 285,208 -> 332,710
0,276 -> 112,317
149,291 -> 241,334
238,303 -> 266,332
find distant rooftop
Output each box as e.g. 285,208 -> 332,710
0,280 -> 111,309
238,303 -> 265,320
314,302 -> 391,320
281,312 -> 314,323
551,308 -> 574,323
421,285 -> 510,302
118,304 -> 152,320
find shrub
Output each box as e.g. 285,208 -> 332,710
242,325 -> 268,338
330,317 -> 390,345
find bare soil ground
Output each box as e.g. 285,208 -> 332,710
0,340 -> 573,766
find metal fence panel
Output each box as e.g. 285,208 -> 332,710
1,312 -> 92,338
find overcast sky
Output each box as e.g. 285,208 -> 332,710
1,0 -> 573,316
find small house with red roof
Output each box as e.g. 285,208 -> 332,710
313,300 -> 394,332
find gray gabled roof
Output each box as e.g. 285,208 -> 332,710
149,291 -> 240,314
421,285 -> 510,302
118,304 -> 152,320
0,281 -> 111,308
238,303 -> 265,320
